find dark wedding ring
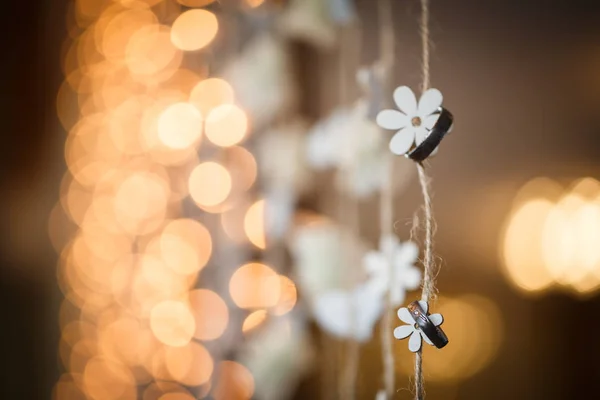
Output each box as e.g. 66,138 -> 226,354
407,107 -> 454,162
408,301 -> 449,349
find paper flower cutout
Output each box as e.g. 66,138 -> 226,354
313,282 -> 384,342
393,301 -> 444,352
306,103 -> 387,197
290,221 -> 367,299
376,86 -> 443,155
364,235 -> 422,307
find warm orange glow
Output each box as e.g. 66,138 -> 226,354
229,263 -> 281,309
164,342 -> 214,386
157,102 -> 203,149
150,300 -> 196,347
501,198 -> 555,292
242,310 -> 267,333
246,0 -> 266,8
113,171 -> 169,234
53,373 -> 86,400
129,255 -> 190,317
159,393 -> 196,400
100,9 -> 158,63
272,275 -> 297,316
213,361 -> 255,400
188,289 -> 229,340
126,24 -> 182,82
177,0 -> 216,7
82,357 -> 136,400
205,105 -> 248,147
225,146 -> 257,191
188,162 -> 232,208
244,200 -> 266,249
189,78 -> 234,116
171,10 -> 218,51
160,219 -> 212,275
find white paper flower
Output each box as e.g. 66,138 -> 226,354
364,235 -> 422,307
290,221 -> 366,298
313,282 -> 384,342
376,86 -> 443,155
306,102 -> 387,197
393,301 -> 444,352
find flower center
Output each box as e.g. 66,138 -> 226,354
411,116 -> 422,127
414,323 -> 420,330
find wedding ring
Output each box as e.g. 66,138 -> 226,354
407,107 -> 454,162
408,300 -> 449,349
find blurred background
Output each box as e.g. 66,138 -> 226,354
2,0 -> 600,399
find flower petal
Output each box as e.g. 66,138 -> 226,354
393,324 -> 414,340
424,114 -> 440,130
397,307 -> 415,325
389,127 -> 415,155
363,252 -> 384,274
376,110 -> 409,130
408,331 -> 422,352
390,286 -> 406,307
420,330 -> 434,346
414,126 -> 429,146
397,241 -> 419,264
428,313 -> 444,326
393,86 -> 418,116
418,88 -> 443,116
398,266 -> 422,290
417,300 -> 428,314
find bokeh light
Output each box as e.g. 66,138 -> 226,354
188,289 -> 229,341
229,263 -> 281,309
242,310 -> 267,333
244,200 -> 266,249
501,198 -> 555,292
177,0 -> 215,6
159,219 -> 212,275
164,342 -> 214,386
205,104 -> 248,147
157,102 -> 203,150
82,357 -> 137,400
501,177 -> 600,294
189,78 -> 234,116
170,10 -> 218,51
188,162 -> 232,208
272,275 -> 297,316
150,300 -> 195,347
213,361 -> 255,400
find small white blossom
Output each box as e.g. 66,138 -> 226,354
376,86 -> 443,156
312,282 -> 384,342
363,235 -> 422,307
393,301 -> 444,352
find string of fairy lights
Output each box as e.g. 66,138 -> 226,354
52,0 -> 297,399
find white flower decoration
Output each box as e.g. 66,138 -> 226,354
376,86 -> 443,156
364,235 -> 422,307
313,282 -> 384,342
393,301 -> 444,352
306,102 -> 387,197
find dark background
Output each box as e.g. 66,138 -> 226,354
2,0 -> 600,399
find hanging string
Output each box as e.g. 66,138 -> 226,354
377,0 -> 396,397
415,0 -> 436,399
